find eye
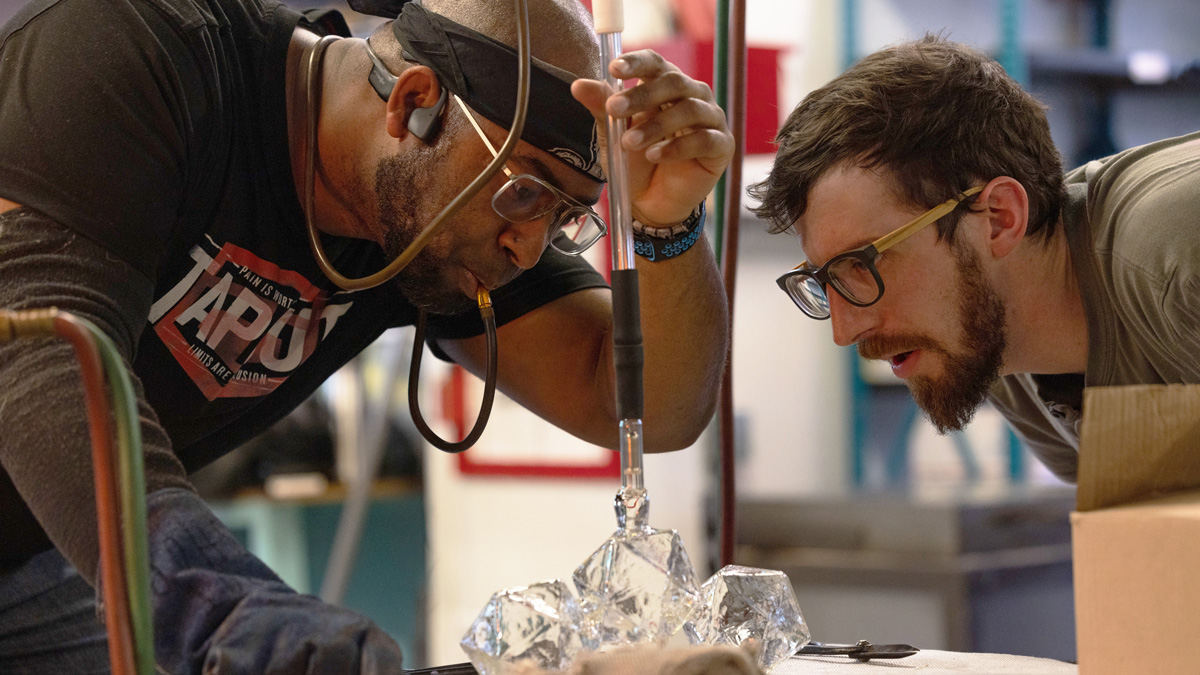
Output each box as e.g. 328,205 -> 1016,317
828,254 -> 875,286
833,256 -> 870,276
509,181 -> 541,208
495,177 -> 552,221
844,257 -> 870,272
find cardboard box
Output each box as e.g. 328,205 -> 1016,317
1072,385 -> 1200,675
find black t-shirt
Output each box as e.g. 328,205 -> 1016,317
0,0 -> 606,562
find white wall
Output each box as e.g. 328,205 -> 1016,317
730,2 -> 855,497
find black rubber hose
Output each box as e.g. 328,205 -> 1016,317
610,268 -> 644,422
407,307 -> 498,453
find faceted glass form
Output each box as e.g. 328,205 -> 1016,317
573,527 -> 701,647
684,565 -> 811,673
461,579 -> 594,675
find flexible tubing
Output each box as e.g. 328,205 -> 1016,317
316,1 -> 532,605
86,319 -> 155,675
407,291 -> 498,452
304,0 -> 531,291
1,309 -> 136,675
306,0 -> 527,456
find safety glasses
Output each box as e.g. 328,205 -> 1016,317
777,186 -> 984,319
453,95 -> 607,256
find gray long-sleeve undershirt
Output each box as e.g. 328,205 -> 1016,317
0,207 -> 193,582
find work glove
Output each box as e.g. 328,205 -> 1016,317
145,487 -> 406,674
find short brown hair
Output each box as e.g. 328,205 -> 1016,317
749,36 -> 1065,243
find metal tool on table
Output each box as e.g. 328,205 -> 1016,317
799,640 -> 921,662
404,665 -> 478,675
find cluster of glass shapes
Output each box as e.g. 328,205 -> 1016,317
684,565 -> 811,672
460,579 -> 593,675
573,527 -> 701,647
462,530 -> 811,674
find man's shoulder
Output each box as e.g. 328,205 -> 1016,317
1064,134 -> 1200,384
1,0 -> 295,49
3,0 -> 201,41
1070,133 -> 1200,302
1071,131 -> 1200,241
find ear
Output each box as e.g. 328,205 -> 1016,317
385,65 -> 448,143
976,176 -> 1029,259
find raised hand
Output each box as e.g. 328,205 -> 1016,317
572,50 -> 734,227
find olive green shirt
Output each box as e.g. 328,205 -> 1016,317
989,131 -> 1200,482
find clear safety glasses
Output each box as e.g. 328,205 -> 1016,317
453,95 -> 607,256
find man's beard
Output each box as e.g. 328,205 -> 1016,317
859,241 -> 1008,433
375,149 -> 476,316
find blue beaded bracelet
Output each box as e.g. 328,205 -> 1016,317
631,202 -> 706,262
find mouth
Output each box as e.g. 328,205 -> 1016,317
859,335 -> 939,381
460,266 -> 515,298
458,268 -> 484,299
888,349 -> 921,379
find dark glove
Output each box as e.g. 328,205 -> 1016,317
199,591 -> 406,674
145,488 -> 406,674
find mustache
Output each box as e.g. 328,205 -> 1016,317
476,264 -> 524,291
857,334 -> 943,361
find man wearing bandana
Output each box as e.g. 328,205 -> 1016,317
0,0 -> 740,672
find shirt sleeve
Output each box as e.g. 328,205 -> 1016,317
0,208 -> 193,582
1093,134 -> 1200,381
0,0 -> 211,278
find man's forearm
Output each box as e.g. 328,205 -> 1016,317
627,233 -> 729,452
0,208 -> 190,581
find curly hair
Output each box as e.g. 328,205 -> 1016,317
748,35 -> 1065,243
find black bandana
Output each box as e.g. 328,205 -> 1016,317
390,2 -> 605,182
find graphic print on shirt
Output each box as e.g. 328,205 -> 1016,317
148,238 -> 353,400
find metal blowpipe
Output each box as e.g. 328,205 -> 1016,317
593,0 -> 647,532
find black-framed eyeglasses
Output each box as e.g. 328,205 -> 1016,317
453,96 -> 607,256
776,186 -> 984,320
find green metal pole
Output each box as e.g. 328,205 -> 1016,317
711,0 -> 730,262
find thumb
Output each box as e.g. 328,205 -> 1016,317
571,79 -> 608,122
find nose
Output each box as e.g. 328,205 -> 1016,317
498,215 -> 553,270
828,291 -> 876,347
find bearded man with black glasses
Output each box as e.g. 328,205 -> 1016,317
751,36 -> 1200,484
0,0 -> 736,672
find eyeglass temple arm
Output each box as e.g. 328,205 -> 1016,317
872,186 -> 984,254
458,94 -> 605,224
455,95 -> 510,168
